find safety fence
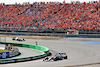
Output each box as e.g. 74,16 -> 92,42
0,42 -> 49,64
0,32 -> 100,38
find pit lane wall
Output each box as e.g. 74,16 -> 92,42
0,42 -> 49,64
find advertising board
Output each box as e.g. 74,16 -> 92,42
0,52 -> 9,59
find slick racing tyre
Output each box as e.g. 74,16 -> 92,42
12,39 -> 15,40
54,58 -> 57,61
64,56 -> 67,59
54,57 -> 58,61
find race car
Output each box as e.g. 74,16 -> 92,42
12,37 -> 25,41
43,53 -> 67,61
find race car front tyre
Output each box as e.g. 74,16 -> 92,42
23,39 -> 25,41
64,56 -> 67,59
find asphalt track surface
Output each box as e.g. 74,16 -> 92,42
0,37 -> 100,67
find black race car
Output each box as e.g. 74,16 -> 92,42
12,37 -> 25,41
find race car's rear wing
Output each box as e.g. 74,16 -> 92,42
59,53 -> 66,55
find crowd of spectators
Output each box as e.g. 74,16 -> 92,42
0,1 -> 99,32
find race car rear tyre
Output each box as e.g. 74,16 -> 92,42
12,39 -> 15,40
54,57 -> 58,61
64,56 -> 67,59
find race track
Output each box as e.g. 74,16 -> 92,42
0,37 -> 100,67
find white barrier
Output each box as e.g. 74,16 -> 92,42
0,44 -> 5,50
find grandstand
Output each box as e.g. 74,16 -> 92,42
0,0 -> 99,34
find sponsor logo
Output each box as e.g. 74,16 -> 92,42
2,53 -> 7,59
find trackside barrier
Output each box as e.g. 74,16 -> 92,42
0,32 -> 100,38
0,52 -> 9,59
0,42 -> 49,64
